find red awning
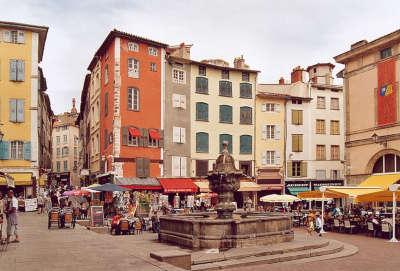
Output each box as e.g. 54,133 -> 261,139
121,185 -> 162,190
149,129 -> 161,140
129,127 -> 141,137
159,178 -> 198,193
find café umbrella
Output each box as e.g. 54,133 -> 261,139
90,183 -> 129,192
260,194 -> 301,203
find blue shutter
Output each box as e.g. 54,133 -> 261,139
16,99 -> 24,122
23,141 -> 31,160
9,99 -> 17,122
219,134 -> 232,153
0,141 -> 10,160
9,60 -> 17,80
220,105 -> 232,123
196,132 -> 209,153
17,60 -> 25,81
240,83 -> 252,98
240,135 -> 252,154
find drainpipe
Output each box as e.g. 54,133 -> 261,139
283,99 -> 288,195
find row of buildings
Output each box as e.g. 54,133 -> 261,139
76,29 -> 346,201
0,21 -> 54,196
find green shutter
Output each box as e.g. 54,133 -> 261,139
219,81 -> 232,97
9,60 -> 17,81
17,60 -> 24,81
287,161 -> 293,177
240,106 -> 252,124
0,141 -> 10,160
23,141 -> 31,160
16,99 -> 24,122
220,134 -> 232,153
220,105 -> 232,123
196,77 -> 208,93
240,83 -> 252,98
142,128 -> 149,147
9,99 -> 17,122
240,135 -> 252,154
158,129 -> 164,148
121,127 -> 128,146
136,157 -> 144,177
196,132 -> 209,153
196,102 -> 209,121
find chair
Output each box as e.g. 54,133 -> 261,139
344,220 -> 357,234
367,222 -> 376,237
64,212 -> 74,228
48,210 -> 60,229
381,222 -> 391,239
119,219 -> 130,235
333,219 -> 342,232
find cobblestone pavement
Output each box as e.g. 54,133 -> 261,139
1,212 -> 399,271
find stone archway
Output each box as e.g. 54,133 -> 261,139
365,148 -> 400,174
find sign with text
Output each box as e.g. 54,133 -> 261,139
25,198 -> 38,212
90,206 -> 104,227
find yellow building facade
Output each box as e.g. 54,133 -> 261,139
0,21 -> 49,196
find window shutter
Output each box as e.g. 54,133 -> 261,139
17,60 -> 25,81
275,125 -> 280,140
300,161 -> 307,177
172,127 -> 180,143
158,129 -> 164,148
262,125 -> 267,140
104,130 -> 108,148
0,141 -> 10,160
172,156 -> 180,177
121,127 -> 128,146
9,99 -> 17,122
142,128 -> 149,147
3,30 -> 11,42
261,104 -> 267,112
127,89 -> 132,110
275,150 -> 280,165
180,128 -> 186,143
9,60 -> 17,81
143,158 -> 150,177
287,161 -> 293,177
299,135 -> 303,151
23,141 -> 31,160
298,110 -> 303,125
180,157 -> 187,177
180,94 -> 186,109
275,104 -> 280,112
136,158 -> 144,177
292,135 -> 298,152
172,94 -> 180,108
261,152 -> 267,166
17,31 -> 25,43
16,99 -> 24,122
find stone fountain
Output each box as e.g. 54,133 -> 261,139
158,143 -> 293,250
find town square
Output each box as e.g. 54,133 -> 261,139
0,1 -> 399,270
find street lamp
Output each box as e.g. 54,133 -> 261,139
319,186 -> 327,234
0,129 -> 4,142
388,184 -> 399,242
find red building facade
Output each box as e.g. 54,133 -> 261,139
88,30 -> 167,178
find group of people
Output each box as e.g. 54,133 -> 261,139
0,190 -> 20,244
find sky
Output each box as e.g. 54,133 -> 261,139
1,0 -> 399,114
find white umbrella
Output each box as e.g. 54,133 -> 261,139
260,194 -> 301,203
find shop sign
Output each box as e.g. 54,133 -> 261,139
90,206 -> 104,227
25,198 -> 37,212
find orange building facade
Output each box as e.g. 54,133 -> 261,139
88,30 -> 167,179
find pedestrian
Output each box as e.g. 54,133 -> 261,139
307,215 -> 315,236
37,194 -> 44,214
0,192 -> 4,243
5,190 -> 19,243
315,213 -> 322,237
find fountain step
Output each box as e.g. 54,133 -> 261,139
191,240 -> 346,271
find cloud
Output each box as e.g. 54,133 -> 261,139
0,0 -> 398,114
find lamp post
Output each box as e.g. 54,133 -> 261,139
388,184 -> 399,242
0,129 -> 4,142
319,186 -> 327,234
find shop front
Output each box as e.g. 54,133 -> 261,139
285,179 -> 344,196
256,168 -> 284,204
0,172 -> 35,198
158,178 -> 198,209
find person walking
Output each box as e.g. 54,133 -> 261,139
0,192 -> 5,243
5,190 -> 19,243
37,194 -> 44,214
315,213 -> 323,237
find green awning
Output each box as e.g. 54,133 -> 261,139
288,187 -> 309,195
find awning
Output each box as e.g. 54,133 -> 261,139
357,190 -> 400,203
287,186 -> 309,196
326,186 -> 383,198
149,129 -> 161,140
8,173 -> 32,186
39,175 -> 47,186
194,181 -> 210,192
358,173 -> 400,189
258,184 -> 284,191
298,190 -> 343,199
129,127 -> 141,137
238,181 -> 262,192
159,178 -> 198,193
115,177 -> 162,190
257,170 -> 281,180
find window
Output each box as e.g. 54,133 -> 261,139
317,96 -> 326,109
104,65 -> 109,84
196,102 -> 208,121
196,132 -> 209,153
292,99 -> 302,104
240,83 -> 252,98
380,47 -> 392,59
148,47 -> 158,56
172,156 -> 187,177
330,120 -> 340,135
196,160 -> 209,177
9,60 -> 25,81
239,161 -> 252,176
196,77 -> 208,94
150,62 -> 157,72
221,70 -> 229,79
128,87 -> 140,111
240,135 -> 252,154
172,127 -> 185,143
240,106 -> 252,124
292,161 -> 301,177
316,119 -> 326,134
331,170 -> 340,180
128,58 -> 139,78
291,110 -> 303,125
219,81 -> 232,97
172,94 -> 186,109
127,42 -> 139,52
62,126 -> 68,131
136,157 -> 150,177
148,132 -> 158,147
330,98 -> 339,110
172,68 -> 185,84
262,125 -> 278,139
3,30 -> 24,44
219,105 -> 232,123
56,148 -> 60,157
316,170 -> 326,180
265,151 -> 275,165
56,161 -> 61,172
292,134 -> 303,152
219,134 -> 233,153
62,146 -> 69,157
9,99 -> 24,122
10,141 -> 23,160
262,103 -> 278,112
128,132 -> 139,146
56,136 -> 60,145
63,135 -> 67,143
199,66 -> 206,76
316,145 -> 326,160
63,160 -> 68,171
242,72 -> 250,82
331,145 -> 340,160
104,92 -> 109,116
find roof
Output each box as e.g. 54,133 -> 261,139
76,73 -> 91,123
306,63 -> 335,72
334,28 -> 400,64
0,21 -> 48,62
190,59 -> 259,73
88,29 -> 168,70
54,112 -> 79,127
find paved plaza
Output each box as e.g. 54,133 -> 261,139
0,212 -> 399,271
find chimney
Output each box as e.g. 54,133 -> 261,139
279,77 -> 285,85
291,66 -> 305,83
233,55 -> 249,69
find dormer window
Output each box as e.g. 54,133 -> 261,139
380,47 -> 392,59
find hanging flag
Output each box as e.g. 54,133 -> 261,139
377,58 -> 396,125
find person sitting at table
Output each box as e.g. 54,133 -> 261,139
135,218 -> 142,235
60,201 -> 73,228
110,212 -> 122,235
